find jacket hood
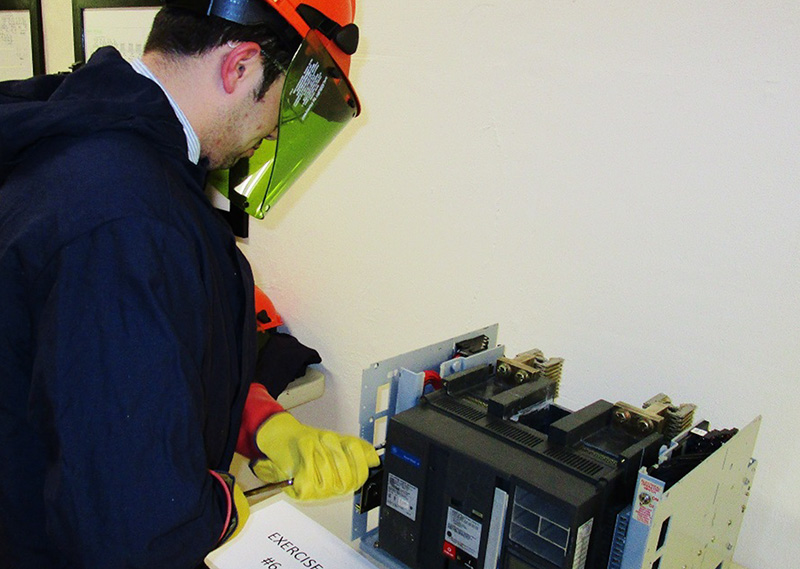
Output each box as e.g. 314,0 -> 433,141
0,48 -> 188,183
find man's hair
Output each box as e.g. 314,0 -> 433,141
144,6 -> 299,99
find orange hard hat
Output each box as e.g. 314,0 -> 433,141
268,0 -> 358,80
254,285 -> 284,332
204,0 -> 361,113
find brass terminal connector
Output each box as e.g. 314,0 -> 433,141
612,393 -> 696,438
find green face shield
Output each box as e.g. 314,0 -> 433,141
208,30 -> 359,218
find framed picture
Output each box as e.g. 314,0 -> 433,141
0,0 -> 44,79
72,0 -> 160,64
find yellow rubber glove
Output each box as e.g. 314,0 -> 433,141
212,472 -> 250,544
229,483 -> 250,541
250,412 -> 379,500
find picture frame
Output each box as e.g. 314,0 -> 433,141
72,0 -> 160,64
0,0 -> 45,79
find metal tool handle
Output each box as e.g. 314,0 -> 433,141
243,478 -> 294,498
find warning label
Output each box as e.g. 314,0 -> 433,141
445,507 -> 482,559
632,477 -> 664,527
386,474 -> 418,521
572,518 -> 594,569
289,60 -> 328,121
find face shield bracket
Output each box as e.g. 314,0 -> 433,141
296,4 -> 358,54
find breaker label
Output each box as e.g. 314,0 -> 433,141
445,507 -> 482,559
632,476 -> 664,527
572,517 -> 594,569
386,473 -> 418,521
390,445 -> 421,468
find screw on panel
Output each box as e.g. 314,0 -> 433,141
636,418 -> 654,434
514,370 -> 530,384
614,409 -> 631,423
497,363 -> 512,377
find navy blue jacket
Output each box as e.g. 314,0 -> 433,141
0,48 -> 256,568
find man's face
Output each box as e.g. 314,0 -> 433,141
207,73 -> 285,171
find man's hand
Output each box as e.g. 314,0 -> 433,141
250,413 -> 379,500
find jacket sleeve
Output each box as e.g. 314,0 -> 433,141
31,215 -> 230,569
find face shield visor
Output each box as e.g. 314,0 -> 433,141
208,29 -> 359,218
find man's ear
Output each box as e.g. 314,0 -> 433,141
221,41 -> 263,95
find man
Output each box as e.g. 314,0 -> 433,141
0,0 -> 377,567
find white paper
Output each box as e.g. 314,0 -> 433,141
82,7 -> 160,62
0,10 -> 33,80
205,499 -> 378,569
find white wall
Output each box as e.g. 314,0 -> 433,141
242,3 -> 799,569
32,1 -> 799,568
41,0 -> 74,73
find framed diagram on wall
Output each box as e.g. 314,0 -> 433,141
0,0 -> 44,79
72,0 -> 160,64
